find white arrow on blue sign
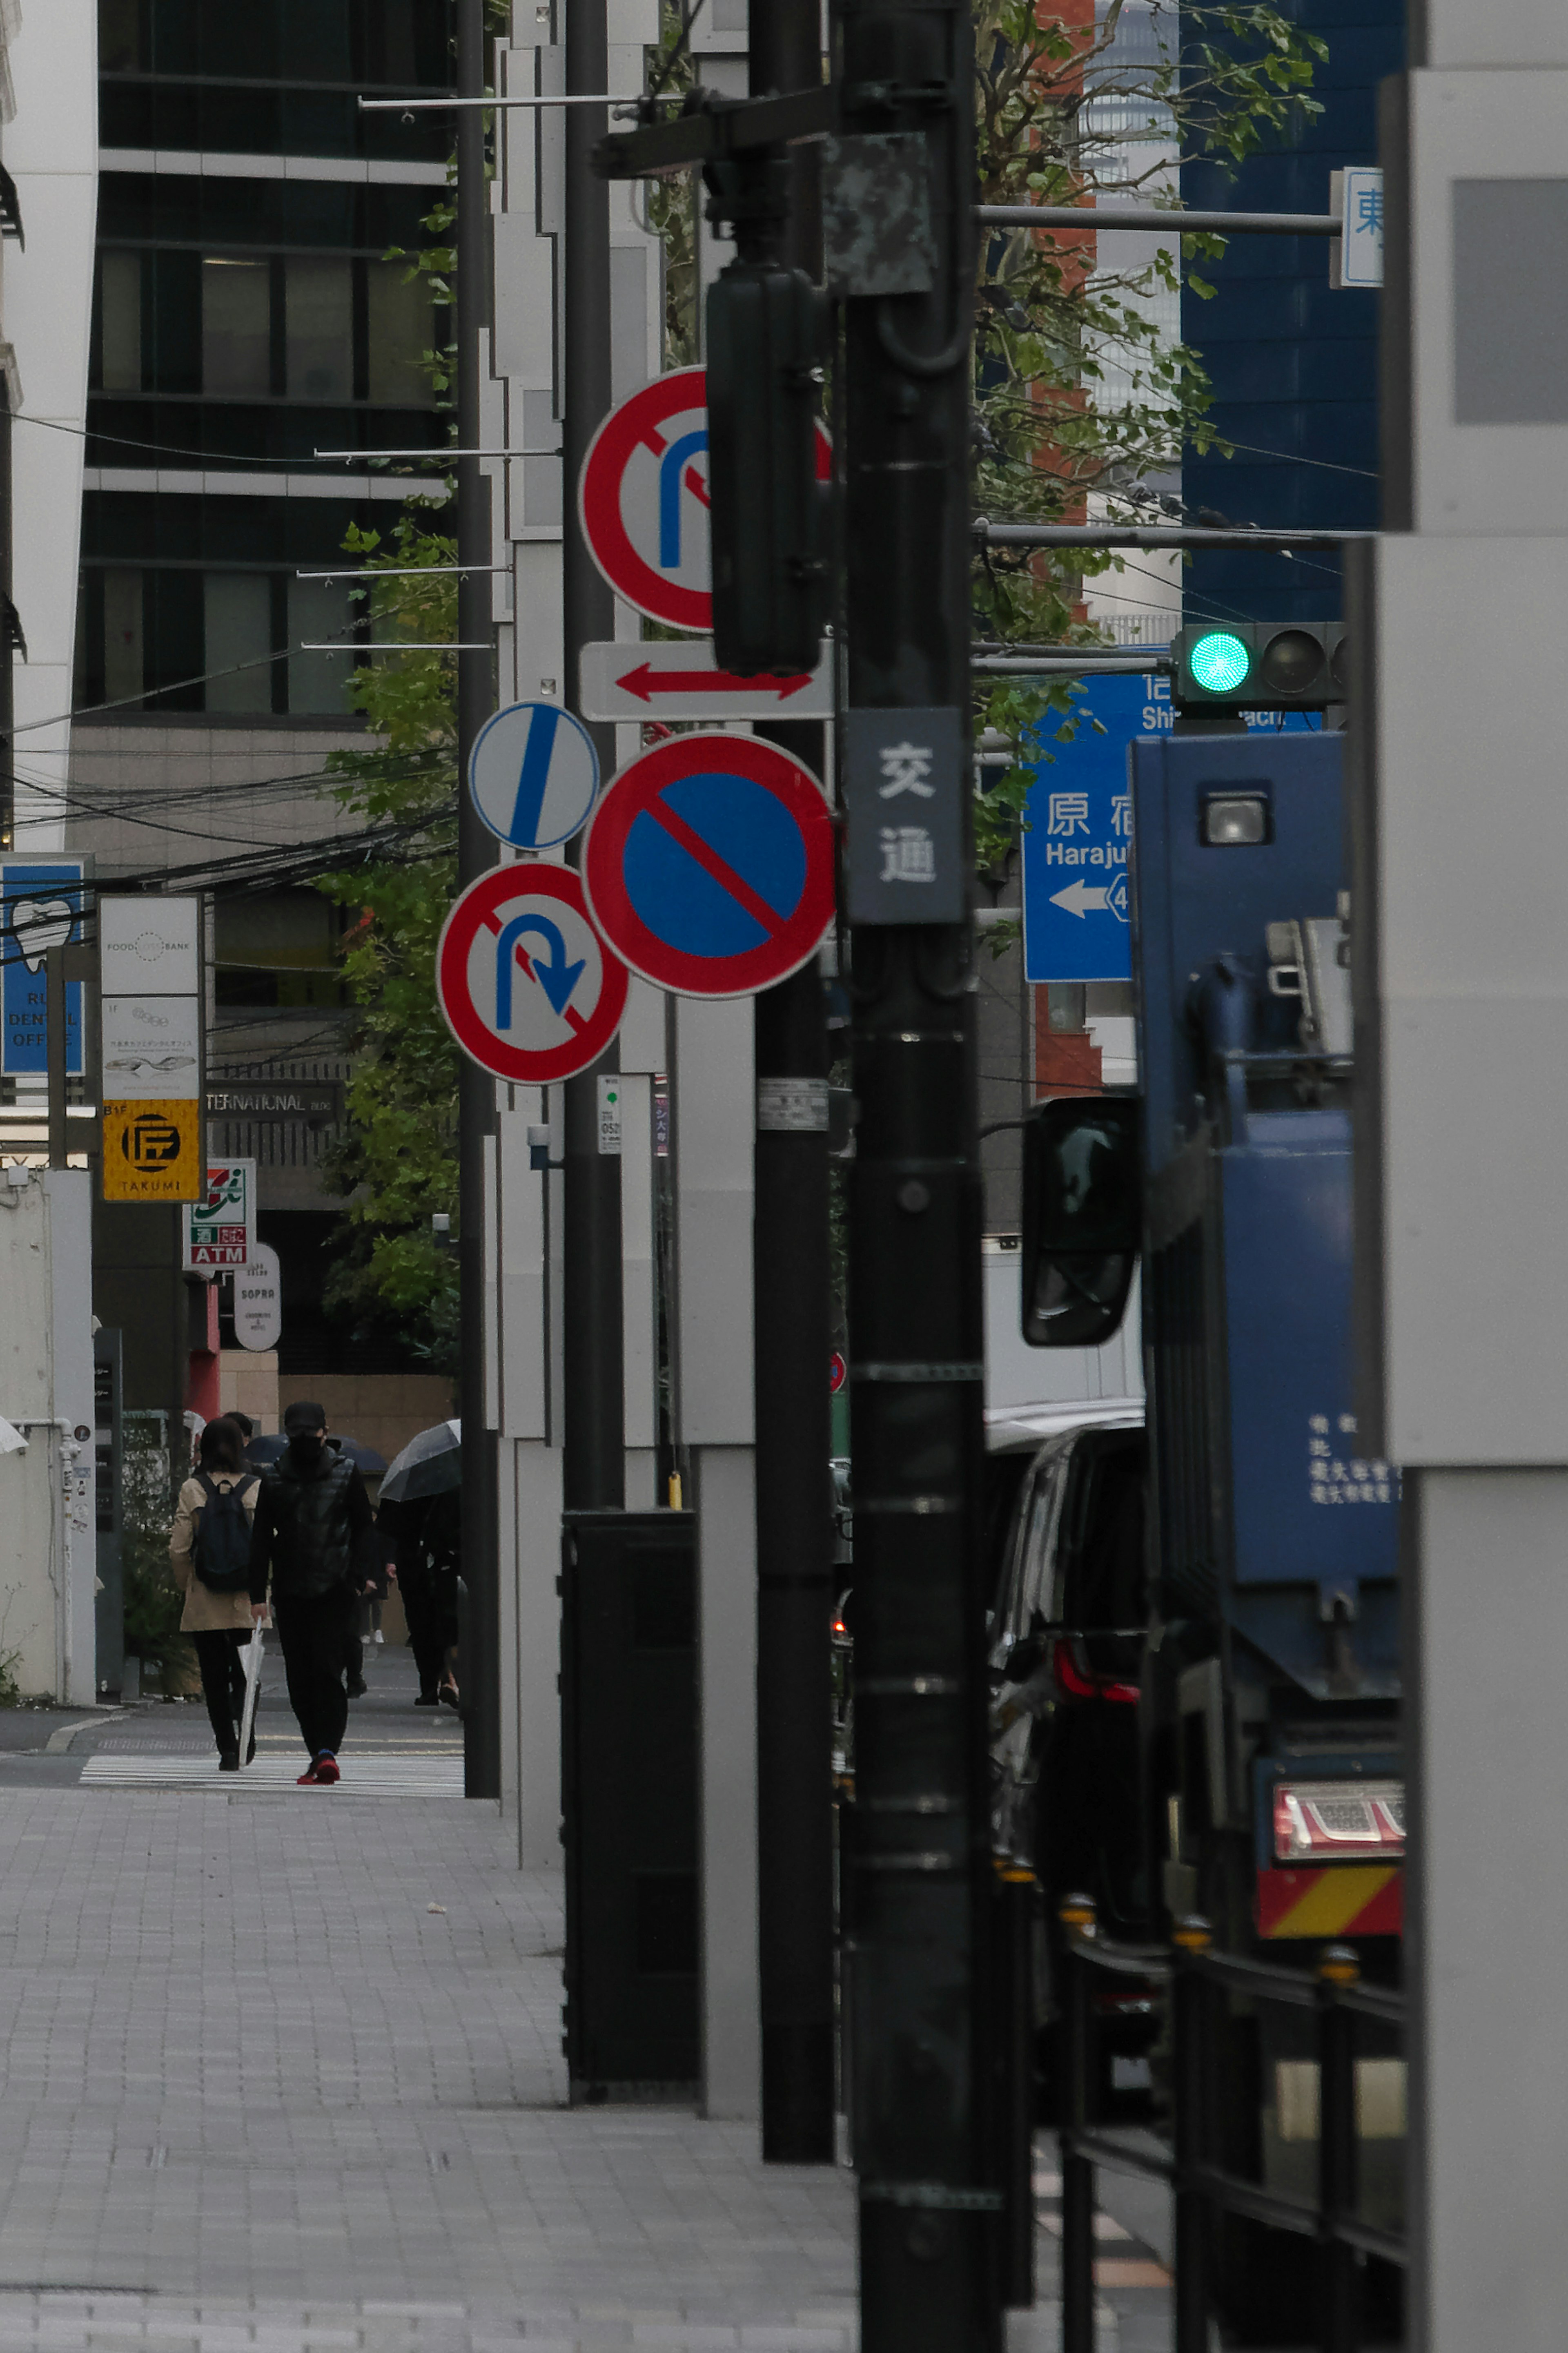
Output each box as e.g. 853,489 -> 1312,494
467,700 -> 601,850
1020,671 -> 1316,983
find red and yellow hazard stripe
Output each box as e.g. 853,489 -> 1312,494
1255,1865 -> 1403,1940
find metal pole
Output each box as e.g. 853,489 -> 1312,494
46,943 -> 66,1168
995,1866 -> 1038,2308
840,0 -> 993,2332
1317,1945 -> 1361,2353
456,0 -> 501,1798
1172,1917 -> 1213,2353
1058,1898 -> 1096,2353
748,0 -> 835,2171
559,0 -> 624,1514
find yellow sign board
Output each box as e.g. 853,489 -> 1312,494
100,1099 -> 203,1202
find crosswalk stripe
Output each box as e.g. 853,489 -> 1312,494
79,1755 -> 465,1797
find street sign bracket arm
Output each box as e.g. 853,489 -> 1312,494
592,83 -> 836,178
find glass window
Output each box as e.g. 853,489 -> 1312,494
204,574 -> 273,715
98,252 -> 143,392
99,0 -> 142,72
102,570 -> 144,707
286,256 -> 353,401
202,258 -> 271,397
366,260 -> 435,406
287,577 -> 354,716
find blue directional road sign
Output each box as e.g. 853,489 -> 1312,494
1021,672 -> 1317,982
467,700 -> 600,850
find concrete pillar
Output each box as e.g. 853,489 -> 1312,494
671,992 -> 760,2123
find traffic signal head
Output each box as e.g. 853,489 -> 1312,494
1172,622 -> 1349,713
704,262 -> 829,677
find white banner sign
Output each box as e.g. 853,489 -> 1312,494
232,1241 -> 281,1352
100,996 -> 202,1098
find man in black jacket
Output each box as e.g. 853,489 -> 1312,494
248,1401 -> 378,1785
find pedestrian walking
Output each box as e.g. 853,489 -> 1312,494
169,1416 -> 265,1771
247,1401 -> 379,1786
381,1490 -> 460,1709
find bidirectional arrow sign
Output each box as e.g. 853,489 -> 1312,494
582,732 -> 835,999
436,865 -> 628,1085
467,699 -> 600,850
578,638 -> 833,722
578,366 -> 831,633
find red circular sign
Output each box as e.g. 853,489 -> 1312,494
436,865 -> 628,1084
577,367 -> 833,634
829,1351 -> 847,1394
582,733 -> 835,999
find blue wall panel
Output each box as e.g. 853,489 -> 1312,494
1180,1 -> 1403,624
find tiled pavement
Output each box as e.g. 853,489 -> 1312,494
0,1653 -> 1174,2352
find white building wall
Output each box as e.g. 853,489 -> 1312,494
0,1167 -> 95,1701
7,0 -> 96,852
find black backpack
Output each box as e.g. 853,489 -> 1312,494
193,1473 -> 258,1592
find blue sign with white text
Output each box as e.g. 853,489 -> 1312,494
1,861 -> 85,1077
1020,674 -> 1316,982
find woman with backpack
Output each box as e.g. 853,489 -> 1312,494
169,1416 -> 265,1771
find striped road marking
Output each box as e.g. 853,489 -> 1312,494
79,1754 -> 465,1798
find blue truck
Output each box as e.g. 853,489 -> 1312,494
1006,730 -> 1404,2336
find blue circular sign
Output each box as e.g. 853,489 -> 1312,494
582,733 -> 835,999
467,700 -> 600,850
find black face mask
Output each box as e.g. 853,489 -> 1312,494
289,1432 -> 326,1466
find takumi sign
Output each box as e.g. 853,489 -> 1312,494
582,734 -> 834,999
578,366 -> 831,632
578,638 -> 833,723
436,864 -> 628,1085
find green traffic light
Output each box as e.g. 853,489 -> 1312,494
1188,631 -> 1252,695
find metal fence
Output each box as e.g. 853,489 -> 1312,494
1056,1894 -> 1405,2353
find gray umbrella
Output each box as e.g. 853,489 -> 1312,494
378,1419 -> 462,1505
244,1432 -> 388,1475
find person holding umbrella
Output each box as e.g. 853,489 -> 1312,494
378,1421 -> 461,1709
247,1401 -> 380,1785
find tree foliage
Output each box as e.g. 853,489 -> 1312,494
315,511 -> 462,1369
971,1 -> 1325,882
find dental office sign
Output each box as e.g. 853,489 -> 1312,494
577,365 -> 831,631
0,859 -> 85,1077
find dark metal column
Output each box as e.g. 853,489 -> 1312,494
839,0 -> 995,2335
560,0 -> 624,1513
748,0 -> 835,2168
457,0 -> 501,1798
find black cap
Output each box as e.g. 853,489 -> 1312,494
283,1401 -> 327,1435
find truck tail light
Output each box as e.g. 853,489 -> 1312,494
1272,1778 -> 1405,1864
1053,1639 -> 1139,1708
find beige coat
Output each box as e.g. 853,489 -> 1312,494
170,1472 -> 261,1633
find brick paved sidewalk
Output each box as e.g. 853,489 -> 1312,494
0,1768 -> 1157,2351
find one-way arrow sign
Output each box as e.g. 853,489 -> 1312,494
1051,879 -> 1109,917
580,638 -> 831,722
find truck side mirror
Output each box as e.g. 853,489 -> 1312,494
1020,1096 -> 1141,1347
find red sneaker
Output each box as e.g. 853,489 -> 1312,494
314,1753 -> 341,1785
296,1763 -> 320,1785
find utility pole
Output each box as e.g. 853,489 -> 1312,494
838,0 -> 994,2344
1352,6 -> 1568,2346
560,0 -> 624,1515
748,0 -> 836,2168
456,0 -> 501,1798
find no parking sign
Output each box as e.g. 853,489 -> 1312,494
582,734 -> 835,999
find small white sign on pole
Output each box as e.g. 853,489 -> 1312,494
233,1240 -> 282,1352
579,637 -> 833,723
1330,166 -> 1383,288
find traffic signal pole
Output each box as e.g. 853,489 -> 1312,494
560,0 -> 624,1515
456,0 -> 501,1800
748,0 -> 836,2168
838,1 -> 996,2344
